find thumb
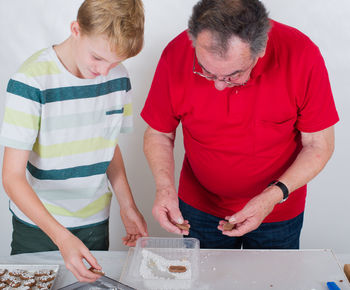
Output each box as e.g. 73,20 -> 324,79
139,223 -> 148,237
84,250 -> 101,270
228,210 -> 246,224
168,205 -> 184,225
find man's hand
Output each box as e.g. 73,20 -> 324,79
120,206 -> 148,246
56,232 -> 102,283
152,187 -> 190,235
218,186 -> 283,236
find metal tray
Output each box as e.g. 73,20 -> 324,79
0,264 -> 59,289
58,275 -> 135,290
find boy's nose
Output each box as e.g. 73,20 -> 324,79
99,64 -> 111,76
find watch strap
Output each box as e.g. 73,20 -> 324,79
269,180 -> 289,203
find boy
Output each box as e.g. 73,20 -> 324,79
0,0 -> 147,282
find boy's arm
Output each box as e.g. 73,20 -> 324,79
2,147 -> 102,282
106,144 -> 148,246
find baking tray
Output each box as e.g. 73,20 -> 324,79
0,264 -> 59,289
58,275 -> 135,290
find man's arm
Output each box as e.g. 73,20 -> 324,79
106,144 -> 148,246
220,126 -> 335,236
2,147 -> 102,282
143,126 -> 189,235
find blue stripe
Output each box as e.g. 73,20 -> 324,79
26,161 -> 110,180
43,77 -> 131,103
106,108 -> 124,115
7,79 -> 43,103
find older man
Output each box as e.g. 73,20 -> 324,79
142,0 -> 339,249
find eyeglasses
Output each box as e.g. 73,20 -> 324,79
192,54 -> 255,86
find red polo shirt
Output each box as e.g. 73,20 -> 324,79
141,20 -> 339,222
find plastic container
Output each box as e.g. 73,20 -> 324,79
128,237 -> 200,289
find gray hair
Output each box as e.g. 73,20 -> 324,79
188,0 -> 270,58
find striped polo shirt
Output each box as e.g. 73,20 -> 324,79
0,46 -> 133,228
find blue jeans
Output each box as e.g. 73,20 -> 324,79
179,199 -> 304,249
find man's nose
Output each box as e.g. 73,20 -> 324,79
214,79 -> 228,91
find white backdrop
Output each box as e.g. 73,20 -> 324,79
0,0 -> 349,256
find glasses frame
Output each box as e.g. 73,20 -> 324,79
192,54 -> 254,86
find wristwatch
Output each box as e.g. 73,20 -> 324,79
269,180 -> 289,203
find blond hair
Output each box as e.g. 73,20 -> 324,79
77,0 -> 144,58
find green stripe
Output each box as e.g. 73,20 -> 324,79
4,107 -> 40,130
106,108 -> 124,115
6,77 -> 130,105
43,192 -> 112,218
26,161 -> 110,180
43,77 -> 131,103
32,137 -> 117,158
7,79 -> 43,103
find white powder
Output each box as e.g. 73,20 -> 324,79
139,249 -> 192,289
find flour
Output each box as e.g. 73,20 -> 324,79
139,249 -> 192,289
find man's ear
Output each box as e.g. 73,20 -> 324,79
70,21 -> 81,38
259,36 -> 268,58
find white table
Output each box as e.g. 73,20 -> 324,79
0,250 -> 349,289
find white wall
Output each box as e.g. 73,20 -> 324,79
0,0 -> 349,255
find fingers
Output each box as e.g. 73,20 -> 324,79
168,206 -> 185,225
152,206 -> 183,235
175,220 -> 190,236
167,205 -> 191,235
122,233 -> 142,246
152,190 -> 191,235
223,220 -> 256,237
218,215 -> 259,237
137,219 -> 148,237
84,249 -> 101,270
59,237 -> 102,283
218,211 -> 250,237
65,255 -> 101,283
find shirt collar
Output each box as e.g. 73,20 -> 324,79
249,20 -> 279,80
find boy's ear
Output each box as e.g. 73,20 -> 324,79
71,21 -> 81,38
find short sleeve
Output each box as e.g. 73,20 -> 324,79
0,78 -> 41,150
295,47 -> 339,132
141,50 -> 180,133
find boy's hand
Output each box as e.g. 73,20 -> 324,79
120,206 -> 148,246
56,232 -> 102,282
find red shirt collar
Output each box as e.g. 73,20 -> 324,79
249,20 -> 279,81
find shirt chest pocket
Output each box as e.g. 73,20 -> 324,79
103,106 -> 124,140
254,116 -> 297,157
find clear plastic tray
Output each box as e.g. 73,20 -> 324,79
126,237 -> 200,290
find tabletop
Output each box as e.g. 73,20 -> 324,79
0,250 -> 349,290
